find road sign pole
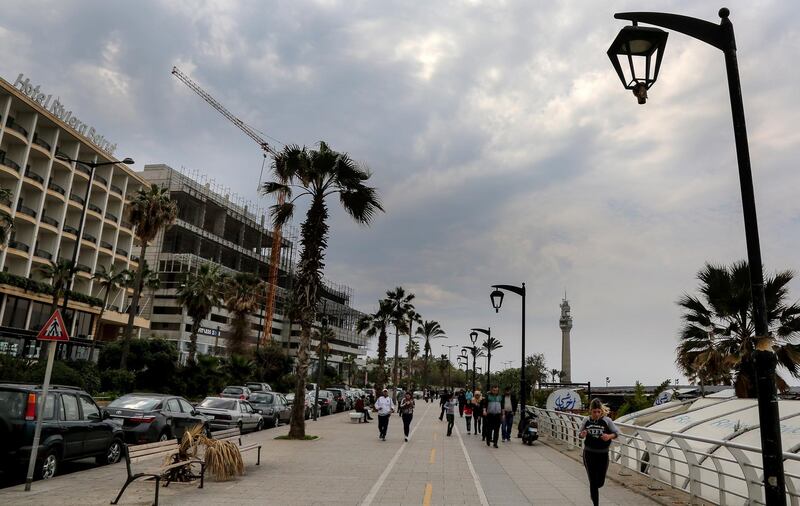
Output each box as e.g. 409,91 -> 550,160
24,341 -> 56,490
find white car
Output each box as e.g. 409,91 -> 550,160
195,397 -> 263,432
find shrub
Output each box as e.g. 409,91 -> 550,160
101,369 -> 136,393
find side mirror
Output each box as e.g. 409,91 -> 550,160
89,412 -> 102,422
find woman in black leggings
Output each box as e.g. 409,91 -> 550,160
579,398 -> 620,506
399,392 -> 415,442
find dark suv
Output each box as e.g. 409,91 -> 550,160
0,383 -> 124,480
104,393 -> 211,444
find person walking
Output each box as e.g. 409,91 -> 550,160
484,385 -> 503,448
472,390 -> 483,436
500,386 -> 518,442
445,395 -> 458,436
457,389 -> 467,418
374,389 -> 395,441
579,398 -> 620,506
399,392 -> 415,442
464,400 -> 473,433
438,390 -> 450,421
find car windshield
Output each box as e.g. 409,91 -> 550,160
250,393 -> 273,403
246,384 -> 263,391
107,395 -> 162,411
222,387 -> 243,394
199,398 -> 237,410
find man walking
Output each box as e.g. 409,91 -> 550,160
374,389 -> 395,441
484,385 -> 503,448
439,390 -> 450,421
501,386 -> 518,442
445,395 -> 458,436
457,389 -> 467,418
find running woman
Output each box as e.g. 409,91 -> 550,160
579,398 -> 620,506
399,392 -> 415,442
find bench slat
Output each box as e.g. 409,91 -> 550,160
210,428 -> 239,438
127,439 -> 177,452
129,446 -> 179,462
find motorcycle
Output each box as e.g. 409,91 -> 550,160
521,407 -> 539,445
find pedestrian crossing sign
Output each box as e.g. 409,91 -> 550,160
36,310 -> 70,342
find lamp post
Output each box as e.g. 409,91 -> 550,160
608,9 -> 784,503
54,155 -> 134,335
471,327 -> 492,388
442,344 -> 458,391
490,283 -> 526,435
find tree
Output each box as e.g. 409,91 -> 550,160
357,300 -> 393,395
38,259 -> 76,313
177,264 -> 223,364
617,381 -> 652,417
676,261 -> 800,397
121,185 -> 177,369
262,141 -> 383,438
0,187 -> 13,247
222,272 -> 265,356
225,354 -> 255,385
253,341 -> 293,383
314,326 -> 334,386
416,320 -> 446,388
550,368 -> 560,383
405,339 -> 420,380
342,354 -> 356,385
385,286 -> 414,400
482,337 -> 503,386
525,353 -> 548,387
405,309 -> 422,384
92,264 -> 131,339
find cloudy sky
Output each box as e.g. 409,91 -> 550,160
3,0 -> 799,387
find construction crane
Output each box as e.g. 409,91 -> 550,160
171,66 -> 284,348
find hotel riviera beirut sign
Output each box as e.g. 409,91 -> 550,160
11,73 -> 117,156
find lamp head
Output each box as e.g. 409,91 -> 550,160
490,288 -> 504,312
121,157 -> 135,165
469,331 -> 478,345
607,24 -> 668,104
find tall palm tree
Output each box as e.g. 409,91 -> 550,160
38,259 -> 76,314
416,320 -> 446,388
342,354 -> 356,385
0,187 -> 13,247
482,337 -> 503,387
357,300 -> 394,395
120,185 -> 177,369
262,141 -> 383,439
176,264 -> 223,364
222,272 -> 265,357
406,309 -> 422,382
314,326 -> 334,385
91,264 -> 131,340
676,261 -> 800,397
405,339 -> 420,379
550,369 -> 560,383
385,286 -> 414,399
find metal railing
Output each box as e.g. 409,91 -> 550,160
533,407 -> 800,505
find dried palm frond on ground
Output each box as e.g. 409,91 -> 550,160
198,437 -> 244,481
162,424 -> 206,483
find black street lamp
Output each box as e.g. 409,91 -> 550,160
442,344 -> 458,391
491,283 -> 526,436
471,327 -> 492,388
608,9 -> 785,503
54,155 -> 134,334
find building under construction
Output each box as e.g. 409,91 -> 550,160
139,164 -> 367,370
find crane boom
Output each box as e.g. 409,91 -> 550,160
171,66 -> 284,348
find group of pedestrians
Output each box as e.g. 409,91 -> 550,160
439,385 -> 517,448
370,389 -> 416,442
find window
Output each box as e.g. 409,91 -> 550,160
61,394 -> 80,421
79,395 -> 100,420
210,314 -> 227,324
178,399 -> 194,414
42,393 -> 57,420
239,403 -> 248,413
166,398 -> 181,413
151,322 -> 180,331
2,296 -> 30,329
73,311 -> 93,338
27,301 -> 51,331
153,306 -> 183,315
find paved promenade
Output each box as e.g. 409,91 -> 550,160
1,401 -> 655,505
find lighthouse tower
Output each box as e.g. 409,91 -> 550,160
559,295 -> 573,383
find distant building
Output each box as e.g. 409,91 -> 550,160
559,295 -> 572,382
138,164 -> 366,372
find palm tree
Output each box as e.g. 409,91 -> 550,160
550,369 -> 560,383
38,259 -> 76,314
416,320 -> 446,388
261,141 -> 383,438
177,264 -> 223,364
405,309 -> 422,381
482,337 -> 503,387
385,287 -> 414,400
0,187 -> 13,247
405,339 -> 420,381
314,326 -> 334,386
222,272 -> 265,357
357,300 -> 394,395
91,264 -> 131,340
120,185 -> 177,369
343,354 -> 356,385
676,261 -> 800,397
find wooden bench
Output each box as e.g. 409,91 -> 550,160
111,439 -> 205,506
210,427 -> 262,465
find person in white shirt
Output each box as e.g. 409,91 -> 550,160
374,389 -> 395,441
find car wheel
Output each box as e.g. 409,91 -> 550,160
97,438 -> 123,465
256,418 -> 264,431
39,449 -> 59,480
158,430 -> 171,442
237,421 -> 244,433
273,415 -> 280,428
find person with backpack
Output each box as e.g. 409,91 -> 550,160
579,398 -> 620,506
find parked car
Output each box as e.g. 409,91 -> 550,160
195,397 -> 263,432
104,393 -> 211,444
315,390 -> 335,416
285,392 -> 316,420
248,392 -> 291,427
245,382 -> 272,393
327,388 -> 350,412
220,385 -> 252,400
0,384 -> 124,480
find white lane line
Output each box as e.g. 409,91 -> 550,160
455,425 -> 490,506
360,402 -> 432,506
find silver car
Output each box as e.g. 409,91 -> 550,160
195,397 -> 263,432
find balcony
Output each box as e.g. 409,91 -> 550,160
105,212 -> 118,223
88,203 -> 102,214
62,224 -> 79,235
5,117 -> 28,138
117,247 -> 129,257
100,240 -> 114,250
76,263 -> 92,274
24,166 -> 45,185
15,202 -> 37,218
0,153 -> 21,173
120,220 -> 133,230
47,180 -> 67,196
110,183 -> 123,195
82,233 -> 97,243
34,248 -> 53,260
55,148 -> 68,160
32,134 -> 51,152
69,193 -> 85,205
8,240 -> 30,252
41,215 -> 59,228
93,174 -> 107,186
75,162 -> 92,177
